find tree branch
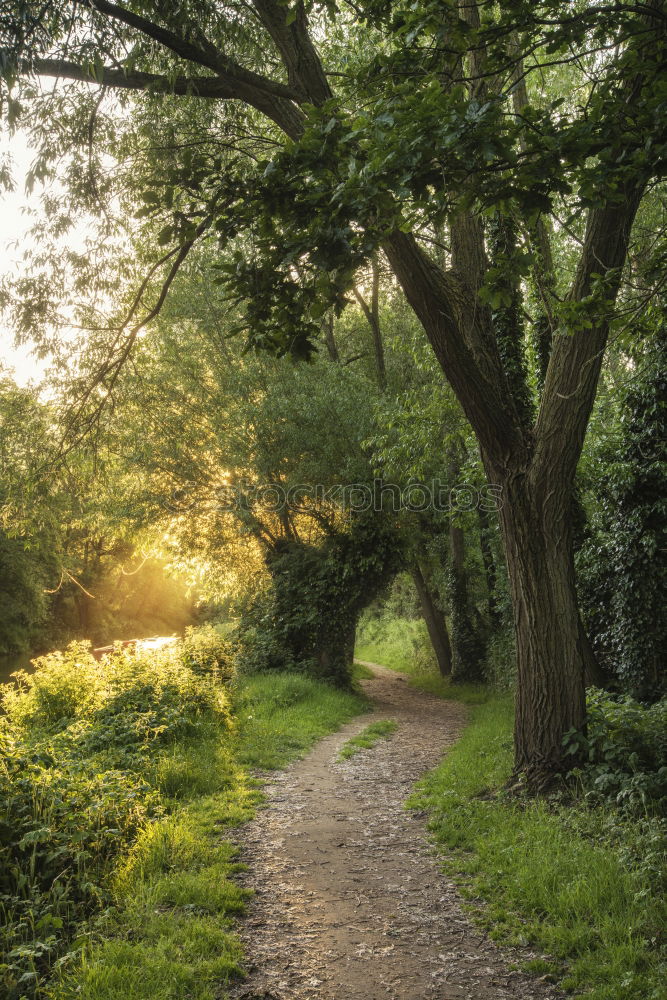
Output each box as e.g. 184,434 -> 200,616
252,0 -> 332,104
31,58 -> 305,139
83,0 -> 300,103
533,190 -> 644,485
384,229 -> 525,462
532,0 -> 665,484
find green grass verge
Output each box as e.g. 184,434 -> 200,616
411,696 -> 666,1000
355,632 -> 418,674
339,719 -> 397,759
351,660 -> 374,681
46,673 -> 367,1000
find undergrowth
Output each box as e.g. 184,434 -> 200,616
0,632 -> 367,1000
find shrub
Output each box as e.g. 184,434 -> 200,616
565,690 -> 667,816
0,628 -> 234,997
483,626 -> 516,691
0,730 -> 160,999
83,646 -> 231,758
2,642 -> 104,731
181,624 -> 235,683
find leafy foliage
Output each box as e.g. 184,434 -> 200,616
0,629 -> 232,998
0,530 -> 50,654
579,324 -> 667,699
238,511 -> 402,684
565,690 -> 667,817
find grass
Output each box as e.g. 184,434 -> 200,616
355,620 -> 422,674
339,719 -> 397,759
411,695 -> 667,1000
234,671 -> 368,768
47,672 -> 367,1000
351,660 -> 374,681
355,629 -> 487,704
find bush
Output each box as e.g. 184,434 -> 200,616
578,326 -> 667,700
181,624 -> 235,683
0,628 -> 233,998
565,690 -> 667,816
83,648 -> 231,758
0,730 -> 161,999
2,642 -> 104,731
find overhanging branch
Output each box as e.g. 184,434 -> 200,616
31,58 -> 305,138
83,0 -> 300,103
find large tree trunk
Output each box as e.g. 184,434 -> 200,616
410,564 -> 452,677
384,169 -> 643,780
495,467 -> 586,785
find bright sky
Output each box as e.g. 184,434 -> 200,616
0,130 -> 48,386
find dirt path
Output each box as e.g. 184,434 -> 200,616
229,663 -> 561,1000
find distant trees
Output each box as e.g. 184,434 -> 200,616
0,371 -> 195,651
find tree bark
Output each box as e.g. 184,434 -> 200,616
323,313 -> 340,362
411,564 -> 452,677
493,463 -> 586,785
353,258 -> 386,390
385,172 -> 645,779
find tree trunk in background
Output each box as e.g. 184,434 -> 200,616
448,520 -> 486,682
353,258 -> 386,390
73,590 -> 91,636
411,564 -> 452,677
476,505 -> 501,627
324,313 -> 340,362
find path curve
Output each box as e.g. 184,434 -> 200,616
229,663 -> 562,1000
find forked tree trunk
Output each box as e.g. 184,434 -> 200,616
495,468 -> 586,783
385,174 -> 642,781
410,564 -> 452,677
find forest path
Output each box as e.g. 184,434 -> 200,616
229,663 -> 561,1000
